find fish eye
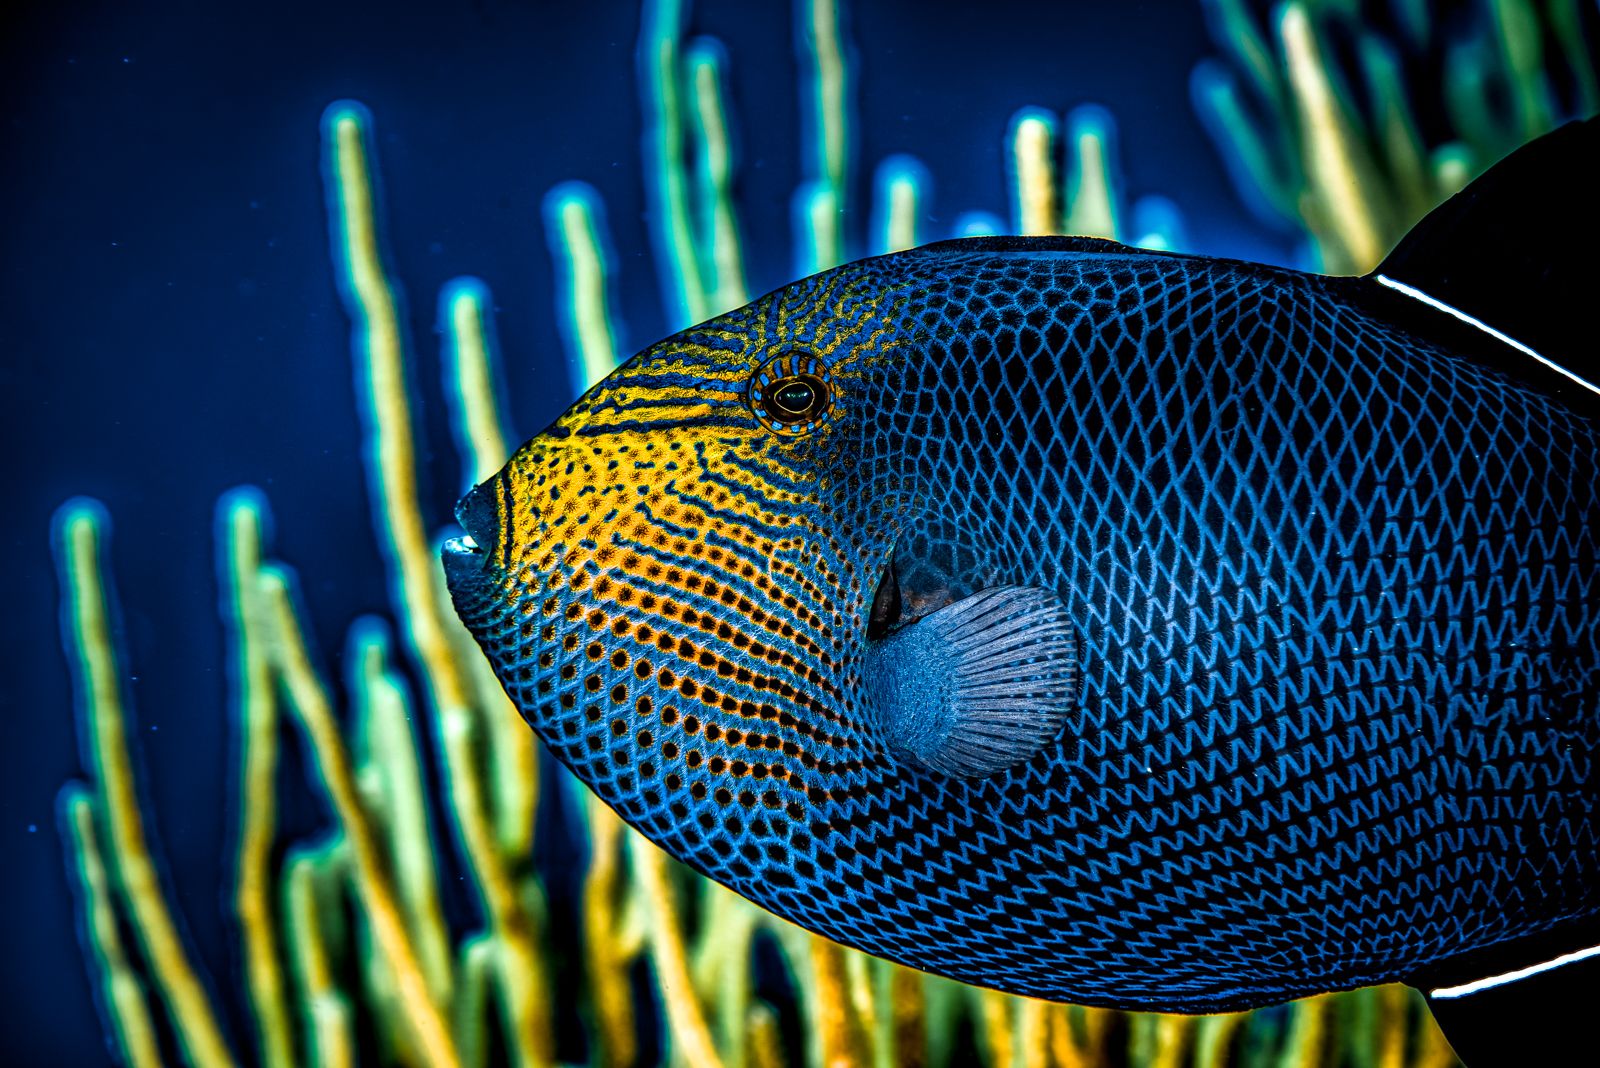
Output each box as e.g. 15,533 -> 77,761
749,350 -> 834,435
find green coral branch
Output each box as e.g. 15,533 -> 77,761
55,499 -> 237,1068
1194,0 -> 1595,271
59,783 -> 166,1068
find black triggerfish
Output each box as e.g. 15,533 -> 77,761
445,119 -> 1599,1065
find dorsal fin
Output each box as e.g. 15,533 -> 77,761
1371,117 -> 1598,394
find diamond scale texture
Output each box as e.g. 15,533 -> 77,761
449,236 -> 1598,1014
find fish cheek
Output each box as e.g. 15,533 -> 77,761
499,434 -> 860,887
505,584 -> 774,872
507,599 -> 665,812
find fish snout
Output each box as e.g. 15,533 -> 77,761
441,476 -> 502,613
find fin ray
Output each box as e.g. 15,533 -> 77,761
868,585 -> 1078,778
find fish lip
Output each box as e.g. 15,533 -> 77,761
448,478 -> 499,558
441,527 -> 495,613
441,479 -> 501,610
441,534 -> 479,557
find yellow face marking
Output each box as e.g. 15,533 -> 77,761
470,272 -> 918,855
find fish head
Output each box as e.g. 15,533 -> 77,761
442,261 -> 927,891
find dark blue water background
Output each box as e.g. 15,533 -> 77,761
1,1 -> 1293,1061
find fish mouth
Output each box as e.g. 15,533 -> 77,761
441,478 -> 500,602
441,535 -> 479,556
447,478 -> 499,557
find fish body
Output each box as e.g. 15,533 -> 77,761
445,123 -> 1599,1021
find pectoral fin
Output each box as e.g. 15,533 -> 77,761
867,585 -> 1077,778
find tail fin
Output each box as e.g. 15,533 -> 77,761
1371,116 -> 1598,403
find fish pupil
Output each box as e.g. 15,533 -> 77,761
774,381 -> 815,414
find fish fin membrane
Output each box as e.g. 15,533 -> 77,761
872,585 -> 1077,778
1371,115 -> 1597,385
1418,945 -> 1600,1067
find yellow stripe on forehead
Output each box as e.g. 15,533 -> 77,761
589,268 -> 908,405
783,270 -> 849,334
620,345 -> 753,371
668,324 -> 751,344
572,401 -> 735,434
492,266 -> 906,650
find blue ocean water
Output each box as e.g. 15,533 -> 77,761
0,1 -> 1294,1063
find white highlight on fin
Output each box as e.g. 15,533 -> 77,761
1430,941 -> 1600,999
1374,274 -> 1600,400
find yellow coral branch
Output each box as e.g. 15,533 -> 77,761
584,800 -> 638,1068
976,988 -> 1014,1068
283,845 -> 356,1068
1063,108 -> 1119,240
641,0 -> 710,327
1376,984 -> 1408,1068
686,40 -> 749,317
439,701 -> 555,1068
1046,1004 -> 1074,1068
60,784 -> 165,1068
1131,1013 -> 1190,1068
809,935 -> 866,1068
1415,992 -> 1459,1068
438,283 -> 541,866
631,836 -> 727,1068
886,963 -> 924,1068
747,1004 -> 784,1068
56,501 -> 236,1068
876,158 -> 923,255
323,104 -> 473,722
799,182 -> 845,274
326,103 -> 551,1067
1048,1004 -> 1113,1068
259,568 -> 462,1068
221,490 -> 297,1068
547,184 -> 623,394
1282,993 -> 1333,1066
1193,1010 -> 1247,1068
425,554 -> 554,1068
1279,2 -> 1387,271
692,880 -> 762,1068
1010,110 -> 1059,236
443,280 -> 511,487
352,624 -> 454,1002
452,933 -> 497,1068
801,0 -> 849,268
1013,998 -> 1046,1068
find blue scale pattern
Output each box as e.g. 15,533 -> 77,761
450,236 -> 1599,1013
